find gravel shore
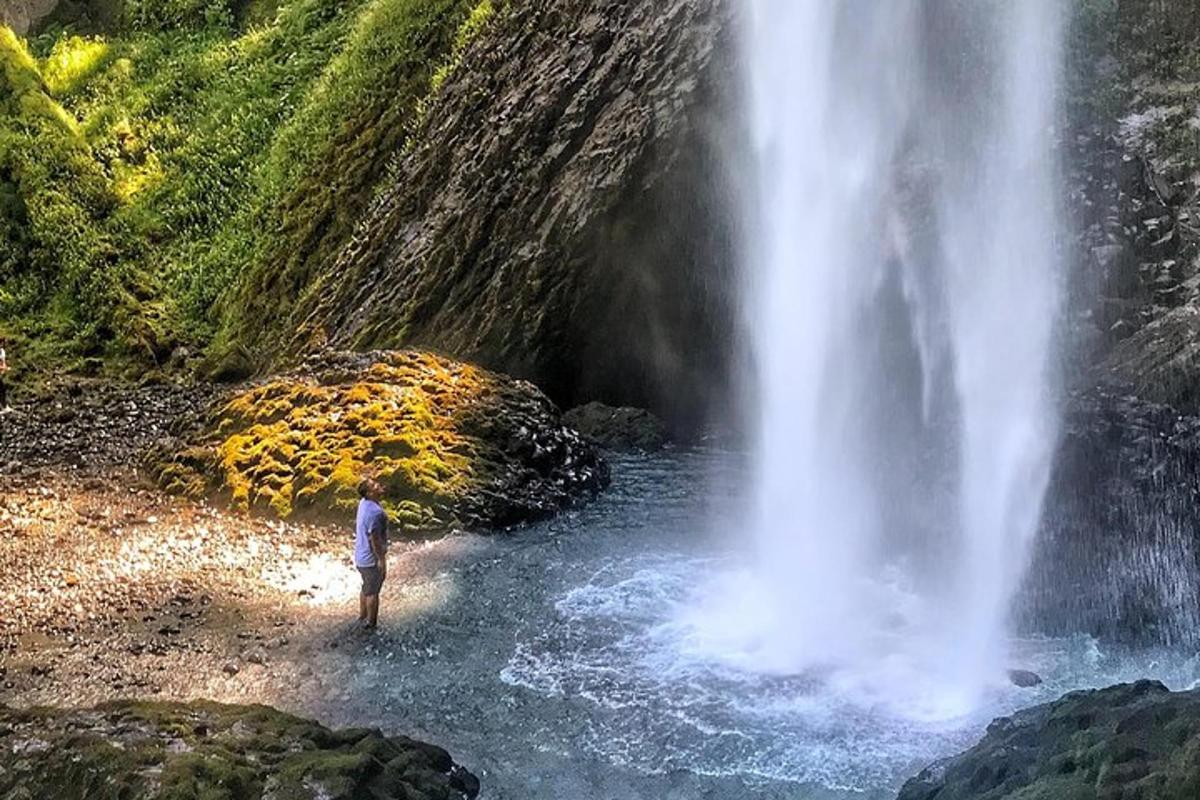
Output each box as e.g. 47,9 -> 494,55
0,380 -> 463,728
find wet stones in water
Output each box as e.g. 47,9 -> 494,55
898,680 -> 1200,800
1007,669 -> 1043,688
0,700 -> 480,799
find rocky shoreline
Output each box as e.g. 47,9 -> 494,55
899,680 -> 1200,800
5,375 -> 1200,797
0,700 -> 479,799
2,387 -> 495,796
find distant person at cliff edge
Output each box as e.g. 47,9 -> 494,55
354,477 -> 389,630
0,340 -> 10,413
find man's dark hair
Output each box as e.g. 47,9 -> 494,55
358,477 -> 377,499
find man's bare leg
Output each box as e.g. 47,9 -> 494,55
359,594 -> 368,623
365,595 -> 380,629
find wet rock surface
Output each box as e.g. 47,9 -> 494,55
1023,388 -> 1200,645
898,680 -> 1200,800
0,700 -> 479,799
563,401 -> 668,453
1068,3 -> 1200,408
151,350 -> 608,530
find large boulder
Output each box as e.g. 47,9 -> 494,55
0,700 -> 479,800
151,350 -> 608,530
898,681 -> 1200,800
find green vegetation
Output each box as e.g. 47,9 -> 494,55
156,351 -> 483,524
0,700 -> 475,799
0,0 -> 494,374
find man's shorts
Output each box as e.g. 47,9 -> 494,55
358,566 -> 384,597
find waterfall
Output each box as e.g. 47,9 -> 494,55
716,0 -> 1065,717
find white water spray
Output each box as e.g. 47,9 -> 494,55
704,1 -> 1064,717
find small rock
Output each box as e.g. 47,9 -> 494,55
1008,669 -> 1044,688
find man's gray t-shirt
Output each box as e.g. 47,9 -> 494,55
354,499 -> 388,567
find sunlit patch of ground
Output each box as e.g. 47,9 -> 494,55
0,467 -> 471,720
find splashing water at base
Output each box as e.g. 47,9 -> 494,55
710,0 -> 1066,716
323,453 -> 1200,798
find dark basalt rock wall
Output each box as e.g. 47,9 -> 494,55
1068,1 -> 1200,406
1023,389 -> 1200,645
272,0 -> 743,437
899,681 -> 1200,800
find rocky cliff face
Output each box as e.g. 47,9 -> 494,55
1069,1 -> 1200,405
1019,2 -> 1200,645
1024,389 -> 1200,645
246,0 -> 743,436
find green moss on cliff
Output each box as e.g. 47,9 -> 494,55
1,0 -> 493,368
215,0 -> 482,363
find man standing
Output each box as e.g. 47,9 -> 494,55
354,477 -> 389,630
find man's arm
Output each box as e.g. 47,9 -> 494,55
369,524 -> 387,578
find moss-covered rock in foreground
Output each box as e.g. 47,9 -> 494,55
151,349 -> 608,530
0,700 -> 479,800
898,681 -> 1200,800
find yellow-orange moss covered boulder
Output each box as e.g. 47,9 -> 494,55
151,350 -> 608,530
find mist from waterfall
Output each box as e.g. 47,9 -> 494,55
700,1 -> 1065,718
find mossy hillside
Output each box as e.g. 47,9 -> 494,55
153,350 -> 608,530
0,699 -> 480,800
1,0 -> 492,369
208,0 -> 493,367
0,27 -> 118,349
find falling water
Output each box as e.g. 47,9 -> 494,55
711,1 -> 1065,717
